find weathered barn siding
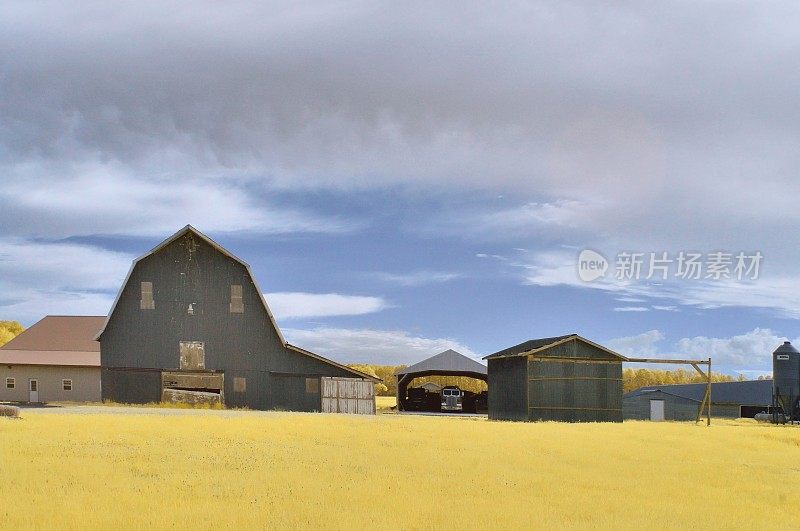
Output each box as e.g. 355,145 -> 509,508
99,227 -> 373,411
0,366 -> 101,403
487,356 -> 528,421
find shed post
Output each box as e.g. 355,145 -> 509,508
707,357 -> 712,426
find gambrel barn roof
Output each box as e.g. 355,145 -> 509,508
95,225 -> 377,382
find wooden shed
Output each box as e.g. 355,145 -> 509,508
484,334 -> 625,422
96,225 -> 377,413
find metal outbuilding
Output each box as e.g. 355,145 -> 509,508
484,334 -> 625,422
395,349 -> 487,411
624,379 -> 773,421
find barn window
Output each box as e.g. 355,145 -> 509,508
62,379 -> 72,391
179,341 -> 205,370
230,285 -> 244,314
305,378 -> 319,394
233,377 -> 246,393
5,378 -> 14,389
140,281 -> 155,310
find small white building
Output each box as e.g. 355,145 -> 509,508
0,316 -> 103,403
419,382 -> 443,393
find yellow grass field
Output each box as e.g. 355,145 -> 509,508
1,409 -> 799,530
376,395 -> 396,410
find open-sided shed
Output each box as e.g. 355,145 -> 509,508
396,349 -> 487,411
484,334 -> 625,422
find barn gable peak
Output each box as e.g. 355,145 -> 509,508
146,225 -> 247,266
94,225 -> 275,341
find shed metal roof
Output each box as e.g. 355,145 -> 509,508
483,334 -> 626,361
0,316 -> 104,366
624,379 -> 773,405
396,349 -> 487,376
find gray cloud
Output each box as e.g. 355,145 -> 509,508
2,1 -> 800,266
2,2 -> 798,188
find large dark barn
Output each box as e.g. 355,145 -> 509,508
484,334 -> 625,422
97,225 -> 376,413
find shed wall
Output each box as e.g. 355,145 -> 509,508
524,340 -> 623,422
487,356 -> 528,420
528,358 -> 622,422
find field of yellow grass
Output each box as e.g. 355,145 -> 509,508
1,409 -> 799,529
376,395 -> 396,410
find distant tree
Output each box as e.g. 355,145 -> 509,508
347,364 -> 389,394
0,321 -> 24,347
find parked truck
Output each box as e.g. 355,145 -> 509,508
440,386 -> 463,412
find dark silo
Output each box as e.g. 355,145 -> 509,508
773,341 -> 800,420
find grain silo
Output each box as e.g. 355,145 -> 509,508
772,341 -> 800,422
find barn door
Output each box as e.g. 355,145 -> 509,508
321,377 -> 376,415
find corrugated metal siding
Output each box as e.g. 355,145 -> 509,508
487,357 -> 528,421
100,231 -> 359,410
527,358 -> 622,422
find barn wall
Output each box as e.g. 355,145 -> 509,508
0,366 -> 100,403
101,369 -> 162,404
100,230 -> 361,411
487,356 -> 528,421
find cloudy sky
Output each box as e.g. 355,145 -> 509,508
1,1 -> 799,373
